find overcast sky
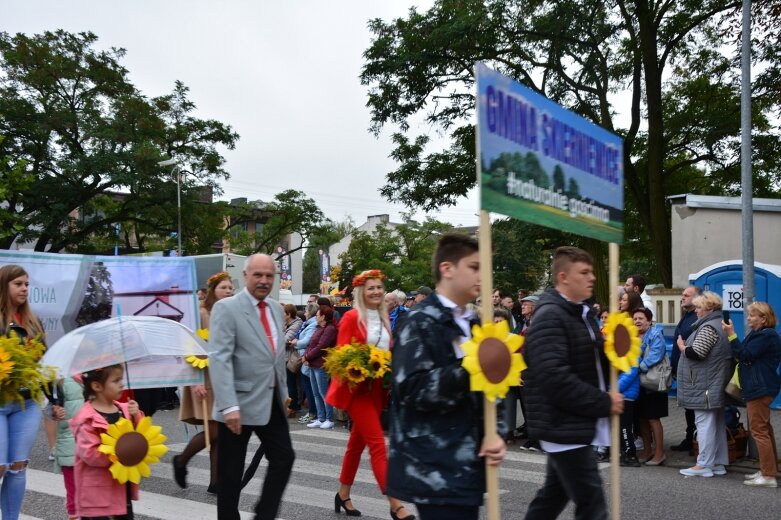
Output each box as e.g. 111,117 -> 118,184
3,0 -> 481,228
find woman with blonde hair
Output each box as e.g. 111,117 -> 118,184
174,271 -> 233,493
723,302 -> 781,487
676,291 -> 732,478
327,269 -> 414,520
0,264 -> 46,519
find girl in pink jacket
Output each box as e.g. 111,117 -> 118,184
69,364 -> 143,520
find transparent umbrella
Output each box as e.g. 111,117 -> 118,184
42,316 -> 209,384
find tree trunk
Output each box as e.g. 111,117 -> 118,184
637,1 -> 673,287
582,238 -> 610,307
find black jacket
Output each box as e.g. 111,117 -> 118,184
387,292 -> 503,506
523,288 -> 612,444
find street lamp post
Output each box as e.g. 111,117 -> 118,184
158,159 -> 183,256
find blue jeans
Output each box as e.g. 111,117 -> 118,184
0,399 -> 42,520
309,367 -> 333,422
300,372 -> 317,418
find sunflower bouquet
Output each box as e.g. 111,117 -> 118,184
323,341 -> 392,390
0,333 -> 56,405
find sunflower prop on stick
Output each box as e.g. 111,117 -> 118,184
99,416 -> 168,484
186,327 -> 211,446
461,320 -> 526,402
602,312 -> 642,373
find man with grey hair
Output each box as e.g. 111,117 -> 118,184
210,253 -> 294,520
387,289 -> 409,331
670,285 -> 702,454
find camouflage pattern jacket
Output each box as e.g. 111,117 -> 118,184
387,292 -> 504,506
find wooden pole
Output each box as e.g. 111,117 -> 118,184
609,242 -> 620,520
202,397 -> 210,449
478,210 -> 500,520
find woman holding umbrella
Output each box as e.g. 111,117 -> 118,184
0,264 -> 46,520
174,271 -> 233,493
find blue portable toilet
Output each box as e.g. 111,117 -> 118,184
689,261 -> 781,409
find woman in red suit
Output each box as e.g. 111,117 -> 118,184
327,270 -> 415,520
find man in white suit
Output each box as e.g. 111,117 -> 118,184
209,254 -> 295,520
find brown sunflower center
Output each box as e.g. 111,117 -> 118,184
478,337 -> 511,384
613,324 -> 631,357
115,431 -> 149,466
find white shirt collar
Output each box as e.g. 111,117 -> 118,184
436,293 -> 474,320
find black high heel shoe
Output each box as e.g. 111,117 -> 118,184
390,505 -> 416,520
334,492 -> 362,516
172,455 -> 188,489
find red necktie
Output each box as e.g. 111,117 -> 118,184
258,300 -> 275,354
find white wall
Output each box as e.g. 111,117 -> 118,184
670,197 -> 781,287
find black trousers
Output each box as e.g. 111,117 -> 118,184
217,403 -> 295,520
415,503 -> 480,520
619,400 -> 637,456
524,446 -> 607,520
685,408 -> 696,439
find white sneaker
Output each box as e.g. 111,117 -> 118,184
744,471 -> 762,480
319,420 -> 334,429
679,466 -> 713,477
297,413 -> 312,424
712,465 -> 727,476
48,450 -> 55,461
306,419 -> 322,428
744,475 -> 778,487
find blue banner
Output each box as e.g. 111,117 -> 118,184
476,62 -> 624,243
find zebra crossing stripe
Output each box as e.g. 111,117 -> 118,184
24,468 -> 257,520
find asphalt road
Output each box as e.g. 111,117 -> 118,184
20,406 -> 781,519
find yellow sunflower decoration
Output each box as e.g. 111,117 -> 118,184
186,354 -> 209,370
98,416 -> 169,484
345,361 -> 370,384
0,346 -> 14,384
461,320 -> 526,402
602,312 -> 642,373
196,328 -> 209,341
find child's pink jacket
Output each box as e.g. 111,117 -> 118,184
69,401 -> 143,518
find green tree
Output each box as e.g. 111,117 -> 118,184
302,219 -> 354,294
360,0 -> 780,287
552,165 -> 565,193
0,136 -> 34,242
0,30 -> 239,253
75,261 -> 114,326
337,217 -> 453,295
566,178 -> 580,199
225,190 -> 327,257
492,219 -> 557,294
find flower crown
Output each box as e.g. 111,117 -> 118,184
352,269 -> 386,288
207,271 -> 231,287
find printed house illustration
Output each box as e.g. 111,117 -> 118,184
112,286 -> 194,327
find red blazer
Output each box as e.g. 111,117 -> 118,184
326,309 -> 391,409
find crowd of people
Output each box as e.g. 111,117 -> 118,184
0,234 -> 779,520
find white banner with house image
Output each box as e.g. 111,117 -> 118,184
0,250 -> 203,388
